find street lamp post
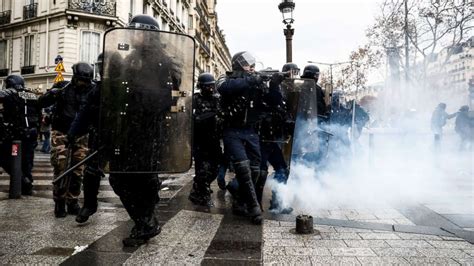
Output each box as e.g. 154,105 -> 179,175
279,0 -> 295,63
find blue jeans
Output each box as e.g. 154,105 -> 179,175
40,130 -> 51,152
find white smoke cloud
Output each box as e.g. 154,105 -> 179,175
273,105 -> 473,216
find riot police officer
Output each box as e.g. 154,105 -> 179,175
259,63 -> 298,213
301,64 -> 327,119
216,51 -> 265,224
102,15 -> 171,247
0,75 -> 41,195
188,73 -> 222,206
68,53 -> 105,223
38,63 -> 94,218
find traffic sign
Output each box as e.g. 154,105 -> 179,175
54,72 -> 64,83
54,62 -> 65,72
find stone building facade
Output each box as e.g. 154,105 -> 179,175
0,0 -> 231,91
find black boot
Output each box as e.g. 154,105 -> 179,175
67,199 -> 81,215
21,177 -> 33,196
226,179 -> 247,216
268,190 -> 293,214
255,170 -> 268,211
76,206 -> 97,224
188,183 -> 213,207
234,161 -> 263,225
269,190 -> 279,211
123,216 -> 161,247
54,199 -> 67,218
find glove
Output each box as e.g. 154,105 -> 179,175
246,74 -> 263,86
271,73 -> 285,85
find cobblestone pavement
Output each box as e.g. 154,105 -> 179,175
0,147 -> 473,265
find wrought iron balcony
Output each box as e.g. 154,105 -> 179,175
23,3 -> 38,20
21,65 -> 35,75
194,6 -> 211,34
0,68 -> 9,77
68,0 -> 116,17
195,32 -> 210,57
0,10 -> 11,25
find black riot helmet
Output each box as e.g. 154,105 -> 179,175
282,62 -> 300,77
72,62 -> 94,84
128,14 -> 160,30
197,72 -> 215,96
231,51 -> 256,71
4,75 -> 25,91
301,65 -> 320,81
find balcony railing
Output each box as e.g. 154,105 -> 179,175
21,65 -> 35,75
23,3 -> 38,20
68,0 -> 116,17
162,0 -> 168,7
195,7 -> 211,34
195,32 -> 210,57
0,68 -> 9,77
0,10 -> 11,25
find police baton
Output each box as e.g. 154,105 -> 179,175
52,149 -> 99,184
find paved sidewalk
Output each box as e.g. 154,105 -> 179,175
0,176 -> 473,265
263,220 -> 473,265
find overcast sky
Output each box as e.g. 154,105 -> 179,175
215,0 -> 384,79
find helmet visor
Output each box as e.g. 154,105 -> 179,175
236,52 -> 256,69
290,68 -> 300,77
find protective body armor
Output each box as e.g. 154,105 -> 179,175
218,71 -> 266,128
0,88 -> 41,141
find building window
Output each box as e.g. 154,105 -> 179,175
24,35 -> 34,66
81,31 -> 100,64
0,41 -> 8,77
188,15 -> 193,29
0,40 -> 7,69
23,0 -> 37,20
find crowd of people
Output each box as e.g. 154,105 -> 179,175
0,14 -> 379,247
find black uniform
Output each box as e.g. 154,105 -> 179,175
256,76 -> 294,212
38,81 -> 93,134
217,65 -> 265,224
0,81 -> 41,195
101,19 -> 180,246
188,90 -> 222,206
68,81 -> 104,223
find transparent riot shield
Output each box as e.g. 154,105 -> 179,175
99,28 -> 195,173
280,78 -> 320,167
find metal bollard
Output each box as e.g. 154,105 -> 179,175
295,215 -> 314,234
9,140 -> 22,199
